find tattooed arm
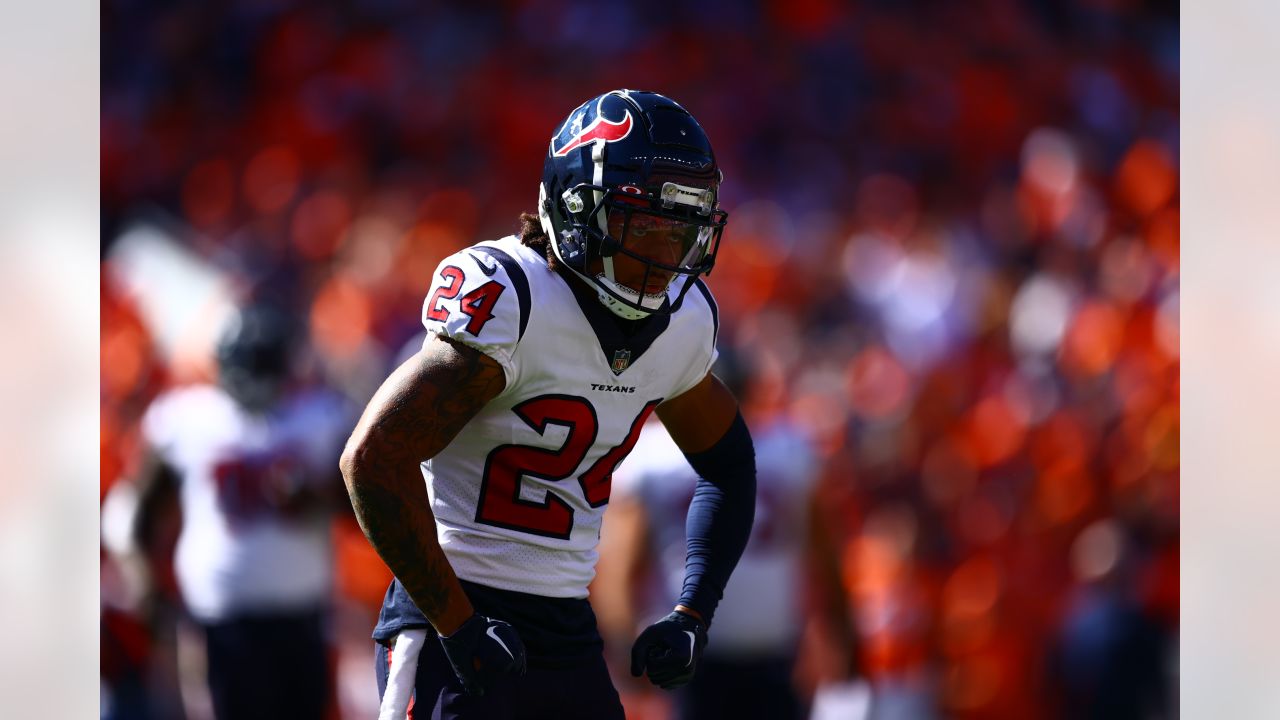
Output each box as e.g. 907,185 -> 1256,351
340,334 -> 506,635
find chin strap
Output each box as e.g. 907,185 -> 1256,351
593,272 -> 669,320
598,292 -> 653,320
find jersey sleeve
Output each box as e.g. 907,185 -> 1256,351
420,245 -> 530,380
281,389 -> 356,482
667,279 -> 720,400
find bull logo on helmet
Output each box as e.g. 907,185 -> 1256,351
552,106 -> 634,157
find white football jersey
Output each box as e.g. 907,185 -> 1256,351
418,235 -> 718,599
142,384 -> 349,621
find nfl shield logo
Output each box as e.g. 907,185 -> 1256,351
611,349 -> 632,375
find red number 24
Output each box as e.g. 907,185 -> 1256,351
425,265 -> 504,336
476,395 -> 662,539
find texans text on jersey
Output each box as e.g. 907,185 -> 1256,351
590,383 -> 637,393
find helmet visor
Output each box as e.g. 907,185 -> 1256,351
607,208 -> 714,272
565,181 -> 727,314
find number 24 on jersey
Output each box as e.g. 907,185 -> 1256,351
426,265 -> 504,336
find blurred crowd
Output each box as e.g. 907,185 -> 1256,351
101,0 -> 1179,718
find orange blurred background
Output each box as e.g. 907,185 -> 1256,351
101,1 -> 1179,717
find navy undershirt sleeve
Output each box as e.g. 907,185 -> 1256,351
677,411 -> 757,626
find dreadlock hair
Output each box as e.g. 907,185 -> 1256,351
517,212 -> 559,271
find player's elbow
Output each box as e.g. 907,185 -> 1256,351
339,427 -> 425,492
338,434 -> 372,491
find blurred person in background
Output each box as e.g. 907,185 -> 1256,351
1048,518 -> 1173,719
104,302 -> 353,720
597,350 -> 865,720
341,89 -> 757,719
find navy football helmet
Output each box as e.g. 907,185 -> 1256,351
215,303 -> 296,410
539,90 -> 728,319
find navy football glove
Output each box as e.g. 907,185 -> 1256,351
630,611 -> 707,689
437,613 -> 527,696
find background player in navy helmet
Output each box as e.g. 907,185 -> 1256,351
106,302 -> 353,720
342,89 -> 756,719
214,304 -> 296,411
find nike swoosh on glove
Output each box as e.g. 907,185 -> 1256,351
630,611 -> 707,689
437,613 -> 527,696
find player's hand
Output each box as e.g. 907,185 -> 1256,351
629,610 -> 707,689
437,613 -> 527,696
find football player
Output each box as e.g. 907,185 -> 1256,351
599,352 -> 865,720
113,303 -> 352,720
342,89 -> 757,719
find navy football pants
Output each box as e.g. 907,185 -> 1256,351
201,608 -> 329,720
373,578 -> 625,719
374,636 -> 625,719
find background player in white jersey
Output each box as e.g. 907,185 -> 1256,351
109,303 -> 352,720
598,353 -> 865,720
341,89 -> 758,719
